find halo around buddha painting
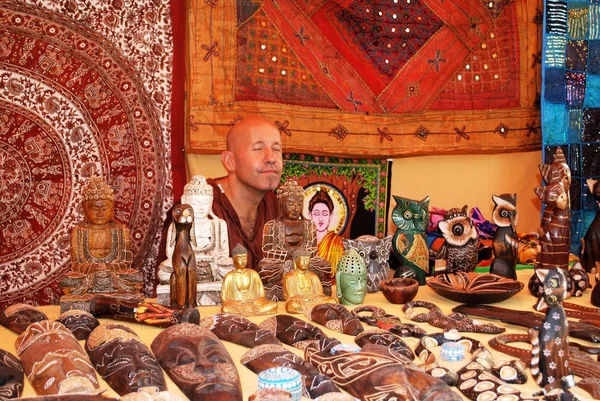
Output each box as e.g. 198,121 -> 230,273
303,183 -> 349,235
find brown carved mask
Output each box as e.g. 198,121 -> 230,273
200,314 -> 280,348
15,320 -> 100,395
85,324 -> 166,396
0,304 -> 48,334
151,323 -> 242,401
259,315 -> 328,350
56,310 -> 99,341
308,304 -> 364,336
0,348 -> 24,399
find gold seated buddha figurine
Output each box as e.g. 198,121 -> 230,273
157,175 -> 233,306
221,244 -> 278,316
258,181 -> 333,301
59,177 -> 143,297
283,249 -> 337,314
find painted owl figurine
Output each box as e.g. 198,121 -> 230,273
343,234 -> 392,293
437,205 -> 479,273
391,195 -> 430,285
489,193 -> 519,280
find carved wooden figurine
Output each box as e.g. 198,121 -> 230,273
170,203 -> 197,309
59,176 -> 143,297
86,324 -> 167,395
283,249 -> 337,314
529,268 -> 577,398
221,243 -> 277,316
582,179 -> 600,273
157,175 -> 233,306
391,195 -> 430,284
258,181 -> 333,301
151,324 -> 243,401
344,234 -> 393,292
335,249 -> 367,306
489,193 -> 519,279
15,320 -> 100,395
437,206 -> 479,273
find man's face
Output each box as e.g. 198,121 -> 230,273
282,196 -> 303,220
310,203 -> 331,233
83,199 -> 114,225
231,124 -> 282,192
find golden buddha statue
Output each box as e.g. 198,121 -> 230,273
258,181 -> 333,301
60,177 -> 143,296
283,249 -> 337,314
221,244 -> 278,316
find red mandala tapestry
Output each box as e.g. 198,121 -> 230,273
188,0 -> 542,157
0,0 -> 173,307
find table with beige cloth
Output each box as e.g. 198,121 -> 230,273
1,269 -> 596,400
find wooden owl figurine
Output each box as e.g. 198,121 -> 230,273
391,195 -> 430,284
170,203 -> 197,309
437,205 -> 479,273
489,193 -> 519,279
529,268 -> 577,399
582,178 -> 600,273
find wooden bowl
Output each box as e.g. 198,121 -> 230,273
381,278 -> 419,304
427,272 -> 524,304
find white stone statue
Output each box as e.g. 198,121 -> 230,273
157,175 -> 233,305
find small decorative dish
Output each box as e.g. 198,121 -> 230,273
381,278 -> 419,304
427,272 -> 524,304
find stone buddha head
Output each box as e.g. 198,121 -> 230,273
181,176 -> 213,221
0,303 -> 48,334
85,324 -> 166,395
232,243 -> 248,270
56,309 -> 99,340
151,323 -> 242,401
292,249 -> 311,272
16,320 -> 100,395
82,177 -> 115,225
335,249 -> 367,306
277,181 -> 304,220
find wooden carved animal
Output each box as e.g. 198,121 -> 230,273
489,193 -> 519,280
344,235 -> 392,292
529,268 -> 576,397
539,148 -> 571,236
535,182 -> 570,270
391,195 -> 430,284
582,179 -> 600,273
437,205 -> 479,273
170,204 -> 197,308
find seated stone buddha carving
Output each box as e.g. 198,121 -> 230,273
283,249 -> 337,314
157,175 -> 233,305
59,176 -> 143,296
258,181 -> 333,301
221,244 -> 277,316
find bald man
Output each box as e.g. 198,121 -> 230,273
208,117 -> 283,269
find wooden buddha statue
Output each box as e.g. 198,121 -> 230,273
59,176 -> 143,296
221,244 -> 277,316
283,249 -> 337,314
258,181 -> 333,301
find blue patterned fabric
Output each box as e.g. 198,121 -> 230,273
542,0 -> 600,254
